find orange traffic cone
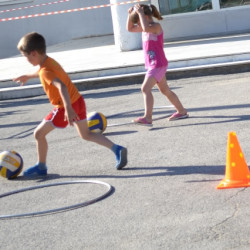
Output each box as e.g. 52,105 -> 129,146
217,131 -> 250,189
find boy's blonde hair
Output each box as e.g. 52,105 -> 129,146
129,4 -> 163,24
17,32 -> 46,54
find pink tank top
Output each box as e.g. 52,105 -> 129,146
142,31 -> 168,69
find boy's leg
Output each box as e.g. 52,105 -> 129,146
23,121 -> 54,177
35,120 -> 55,163
75,119 -> 113,148
74,119 -> 127,169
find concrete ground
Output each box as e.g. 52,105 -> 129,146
1,71 -> 250,249
1,33 -> 250,99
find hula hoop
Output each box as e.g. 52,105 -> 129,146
0,180 -> 113,219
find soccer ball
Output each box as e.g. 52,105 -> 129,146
87,112 -> 107,134
0,151 -> 23,179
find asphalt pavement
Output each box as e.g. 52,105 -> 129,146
1,70 -> 250,249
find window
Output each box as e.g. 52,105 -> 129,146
158,0 -> 213,15
220,0 -> 250,8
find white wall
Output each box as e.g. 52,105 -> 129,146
1,0 -> 250,59
0,0 -> 113,58
157,4 -> 250,41
110,0 -> 145,51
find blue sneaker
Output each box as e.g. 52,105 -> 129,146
115,146 -> 128,170
23,164 -> 47,177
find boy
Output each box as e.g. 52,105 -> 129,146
13,32 -> 127,177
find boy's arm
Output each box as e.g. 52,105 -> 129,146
52,78 -> 80,126
13,71 -> 39,86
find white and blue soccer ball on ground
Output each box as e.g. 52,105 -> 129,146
87,111 -> 107,134
0,150 -> 23,179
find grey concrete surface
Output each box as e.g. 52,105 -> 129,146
1,33 -> 250,100
1,71 -> 250,249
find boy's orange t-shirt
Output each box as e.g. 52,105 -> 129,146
39,56 -> 81,108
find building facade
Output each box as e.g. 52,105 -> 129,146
153,0 -> 250,41
0,0 -> 250,58
0,0 -> 113,58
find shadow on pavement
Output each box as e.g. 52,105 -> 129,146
12,164 -> 225,183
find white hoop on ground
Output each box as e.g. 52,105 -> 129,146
0,180 -> 112,219
108,121 -> 134,127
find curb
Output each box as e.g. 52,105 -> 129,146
1,59 -> 250,100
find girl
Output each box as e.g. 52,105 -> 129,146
126,4 -> 188,125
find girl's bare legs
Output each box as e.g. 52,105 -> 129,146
75,119 -> 127,170
141,76 -> 157,123
157,76 -> 187,115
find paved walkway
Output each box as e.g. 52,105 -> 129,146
1,71 -> 250,249
0,33 -> 250,100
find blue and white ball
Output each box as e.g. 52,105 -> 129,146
87,112 -> 107,134
0,151 -> 23,179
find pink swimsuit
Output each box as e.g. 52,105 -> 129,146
142,31 -> 168,70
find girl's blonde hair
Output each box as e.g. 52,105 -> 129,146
129,4 -> 163,24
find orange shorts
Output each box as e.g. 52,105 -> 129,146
45,96 -> 86,128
